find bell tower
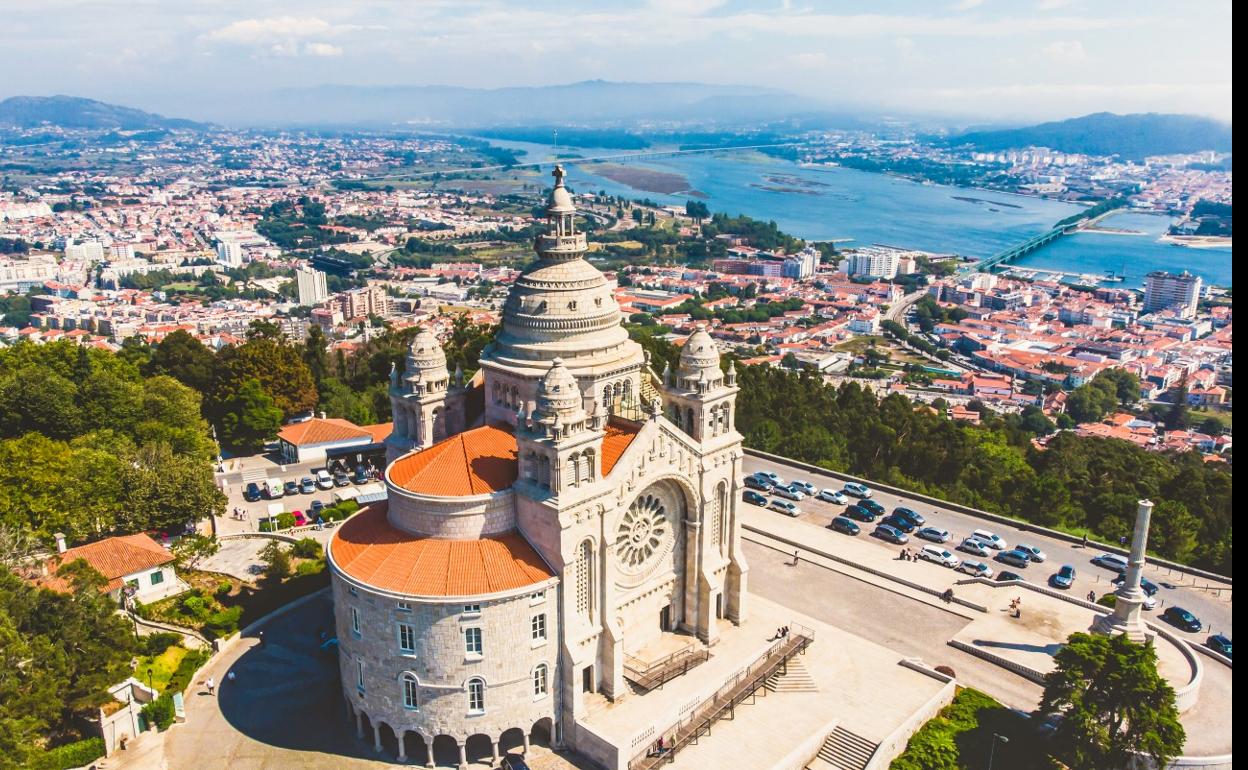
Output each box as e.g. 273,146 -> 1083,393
386,329 -> 451,462
516,358 -> 606,498
661,327 -> 737,442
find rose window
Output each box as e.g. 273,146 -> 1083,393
616,494 -> 671,574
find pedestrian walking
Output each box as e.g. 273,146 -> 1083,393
1087,590 -> 1096,602
1082,533 -> 1088,549
791,549 -> 800,566
206,676 -> 215,695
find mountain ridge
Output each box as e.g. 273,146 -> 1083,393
945,112 -> 1232,160
0,95 -> 208,131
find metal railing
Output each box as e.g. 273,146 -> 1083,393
624,643 -> 711,692
627,623 -> 814,770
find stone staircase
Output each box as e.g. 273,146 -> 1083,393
763,656 -> 818,693
806,726 -> 878,770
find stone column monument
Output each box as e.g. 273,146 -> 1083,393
1093,499 -> 1154,643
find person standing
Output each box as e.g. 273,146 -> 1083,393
206,676 -> 215,695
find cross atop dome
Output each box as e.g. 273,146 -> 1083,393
552,164 -> 566,187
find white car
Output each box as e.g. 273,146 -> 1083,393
753,471 -> 782,486
315,469 -> 335,490
768,500 -> 800,517
971,529 -> 1008,551
919,546 -> 961,568
1016,544 -> 1047,563
790,480 -> 817,496
772,485 -> 806,501
817,489 -> 848,505
957,537 -> 993,557
1092,553 -> 1129,573
956,560 -> 994,578
842,482 -> 872,498
916,527 -> 951,544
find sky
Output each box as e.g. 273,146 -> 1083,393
0,0 -> 1233,123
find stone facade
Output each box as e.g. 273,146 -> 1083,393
329,166 -> 748,767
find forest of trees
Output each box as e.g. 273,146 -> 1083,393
628,328 -> 1232,575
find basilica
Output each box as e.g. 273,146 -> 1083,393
326,166 -> 749,768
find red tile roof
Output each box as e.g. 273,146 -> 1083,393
278,417 -> 386,447
34,534 -> 173,593
602,418 -> 641,476
388,424 -> 519,496
330,504 -> 553,596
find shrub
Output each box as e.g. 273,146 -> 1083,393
142,632 -> 183,657
204,606 -> 243,639
260,541 -> 292,581
180,592 -> 211,621
166,648 -> 211,693
141,694 -> 176,731
275,512 -> 296,530
30,738 -> 106,770
295,559 -> 324,577
339,499 -> 360,515
259,519 -> 274,532
215,579 -> 233,597
292,537 -> 322,559
1097,594 -> 1118,608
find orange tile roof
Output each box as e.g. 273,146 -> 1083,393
602,417 -> 641,476
330,504 -> 553,596
278,417 -> 377,446
34,534 -> 173,594
389,424 -> 519,496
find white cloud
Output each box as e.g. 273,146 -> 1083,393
304,42 -> 343,57
205,16 -> 339,45
951,0 -> 985,10
1043,39 -> 1088,62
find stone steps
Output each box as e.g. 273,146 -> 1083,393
763,656 -> 817,693
806,726 -> 878,770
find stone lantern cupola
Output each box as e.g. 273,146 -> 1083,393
385,329 -> 453,461
661,326 -> 738,442
517,358 -> 605,496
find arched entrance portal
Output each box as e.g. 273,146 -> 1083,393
530,717 -> 554,748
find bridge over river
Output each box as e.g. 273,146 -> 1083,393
962,205 -> 1124,275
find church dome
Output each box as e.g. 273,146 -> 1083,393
488,165 -> 639,374
404,329 -> 448,388
678,328 -> 721,375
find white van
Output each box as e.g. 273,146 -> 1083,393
264,479 -> 284,499
971,529 -> 1007,550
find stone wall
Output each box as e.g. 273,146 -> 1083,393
385,482 -> 516,539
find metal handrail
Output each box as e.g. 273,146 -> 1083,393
627,623 -> 814,770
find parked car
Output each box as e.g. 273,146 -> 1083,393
996,549 -> 1032,568
315,470 -> 335,490
891,507 -> 926,527
916,527 -> 951,544
752,471 -> 782,486
882,514 -> 917,533
1112,574 -> 1159,596
857,499 -> 885,516
829,516 -> 860,536
353,465 -> 371,484
291,510 -> 307,527
264,480 -> 284,499
502,755 -> 532,770
874,523 -> 909,544
1206,634 -> 1232,659
1050,564 -> 1076,589
843,504 -> 879,523
244,482 -> 263,502
283,480 -> 299,496
918,546 -> 960,568
299,476 -> 316,494
971,529 -> 1008,550
956,537 -> 992,556
790,480 -> 816,496
1161,606 -> 1202,633
743,490 -> 768,507
956,560 -> 993,578
996,571 -> 1024,582
744,476 -> 772,491
333,471 -> 351,487
817,489 -> 848,505
310,500 -> 325,518
1015,544 -> 1047,563
1091,553 -> 1129,573
772,484 -> 806,501
768,499 -> 800,517
842,482 -> 872,498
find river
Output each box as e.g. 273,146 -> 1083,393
481,138 -> 1233,288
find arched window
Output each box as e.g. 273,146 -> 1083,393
708,484 -> 721,548
582,449 -> 596,483
466,678 -> 485,713
576,540 -> 594,620
401,673 -> 419,709
717,481 -> 730,554
533,664 -> 549,697
566,453 -> 580,488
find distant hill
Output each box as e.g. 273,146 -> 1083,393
946,112 -> 1232,160
0,95 -> 207,131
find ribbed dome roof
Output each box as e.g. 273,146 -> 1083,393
536,358 -> 581,414
679,328 -> 721,374
405,329 -> 448,379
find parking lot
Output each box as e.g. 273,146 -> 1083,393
213,455 -> 383,537
742,455 -> 1234,641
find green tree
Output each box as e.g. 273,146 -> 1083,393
259,541 -> 291,581
211,338 -> 317,419
170,534 -> 221,570
1038,632 -> 1184,770
145,330 -> 215,394
219,379 -> 283,451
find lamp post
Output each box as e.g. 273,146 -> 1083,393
988,733 -> 1009,770
146,666 -> 154,694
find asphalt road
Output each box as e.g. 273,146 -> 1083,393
741,454 -> 1234,642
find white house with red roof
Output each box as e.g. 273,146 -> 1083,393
277,417 -> 393,464
31,532 -> 182,604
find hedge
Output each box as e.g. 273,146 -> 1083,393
142,631 -> 183,657
166,648 -> 211,694
30,738 -> 105,770
141,694 -> 176,731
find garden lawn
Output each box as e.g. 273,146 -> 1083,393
134,644 -> 189,693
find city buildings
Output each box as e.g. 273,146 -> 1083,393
1144,270 -> 1203,318
296,266 -> 328,306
